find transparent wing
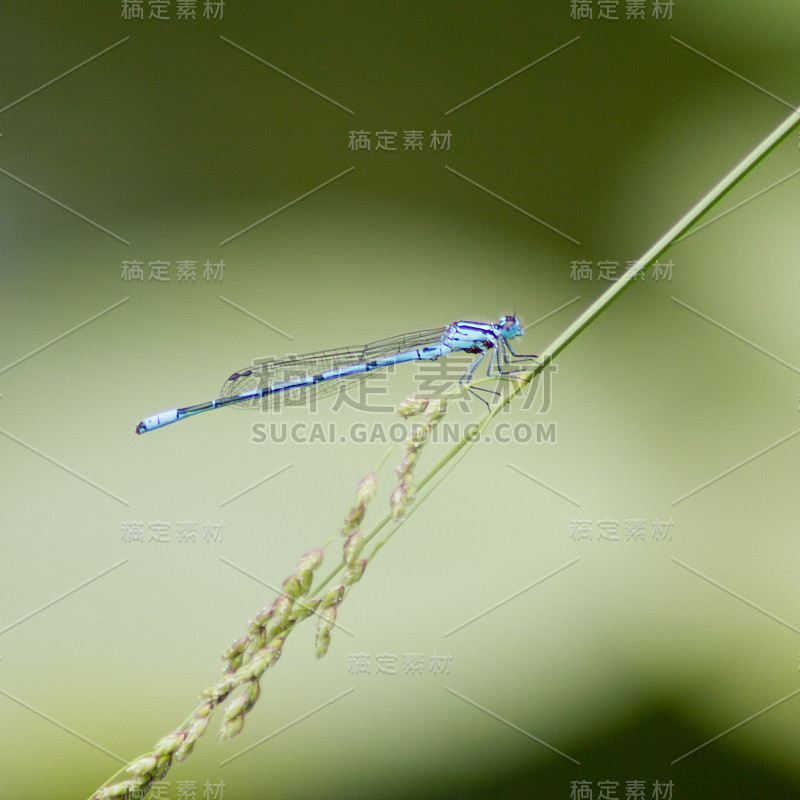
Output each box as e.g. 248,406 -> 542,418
220,326 -> 448,412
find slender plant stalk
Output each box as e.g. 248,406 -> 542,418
324,101 -> 800,580
89,104 -> 800,799
545,104 -> 800,363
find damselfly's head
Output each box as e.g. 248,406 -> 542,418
497,315 -> 523,339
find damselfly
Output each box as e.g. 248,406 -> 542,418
135,315 -> 536,434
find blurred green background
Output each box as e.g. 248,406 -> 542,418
2,2 -> 800,798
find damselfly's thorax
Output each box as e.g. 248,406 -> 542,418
441,315 -> 522,354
